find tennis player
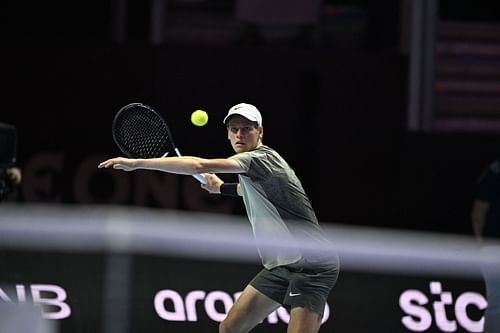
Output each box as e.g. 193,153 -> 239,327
99,103 -> 339,333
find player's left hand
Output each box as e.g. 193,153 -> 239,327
201,173 -> 224,194
98,157 -> 138,171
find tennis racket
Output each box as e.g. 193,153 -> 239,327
112,102 -> 207,184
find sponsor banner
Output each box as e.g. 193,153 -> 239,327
0,250 -> 486,333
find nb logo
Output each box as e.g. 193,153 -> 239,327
0,284 -> 71,320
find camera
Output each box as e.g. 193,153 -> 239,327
0,122 -> 18,202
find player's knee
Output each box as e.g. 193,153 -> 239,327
219,320 -> 231,333
219,319 -> 241,333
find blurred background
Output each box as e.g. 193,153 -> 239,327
1,0 -> 500,234
1,0 -> 500,332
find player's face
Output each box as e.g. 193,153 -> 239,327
227,115 -> 263,153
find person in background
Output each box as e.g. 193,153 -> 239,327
471,158 -> 500,333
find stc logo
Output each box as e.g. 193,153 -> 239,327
0,284 -> 71,319
399,281 -> 487,332
154,289 -> 331,324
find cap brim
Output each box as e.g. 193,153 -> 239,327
223,112 -> 260,125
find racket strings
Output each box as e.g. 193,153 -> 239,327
114,106 -> 173,158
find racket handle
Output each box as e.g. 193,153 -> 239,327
193,173 -> 207,184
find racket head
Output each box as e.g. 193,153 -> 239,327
112,103 -> 175,158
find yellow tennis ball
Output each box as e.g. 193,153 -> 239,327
191,109 -> 208,127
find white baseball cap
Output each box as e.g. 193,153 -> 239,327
223,103 -> 262,126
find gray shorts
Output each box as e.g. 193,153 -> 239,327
249,258 -> 339,317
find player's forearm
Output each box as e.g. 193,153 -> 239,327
136,156 -> 205,175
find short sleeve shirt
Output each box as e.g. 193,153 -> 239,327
230,145 -> 333,269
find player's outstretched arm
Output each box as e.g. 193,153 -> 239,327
98,156 -> 243,175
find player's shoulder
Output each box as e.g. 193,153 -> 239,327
237,144 -> 273,156
229,145 -> 274,165
255,144 -> 280,155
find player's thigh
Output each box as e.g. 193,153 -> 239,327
287,306 -> 322,333
221,284 -> 280,333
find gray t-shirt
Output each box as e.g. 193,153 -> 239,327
230,144 -> 334,269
